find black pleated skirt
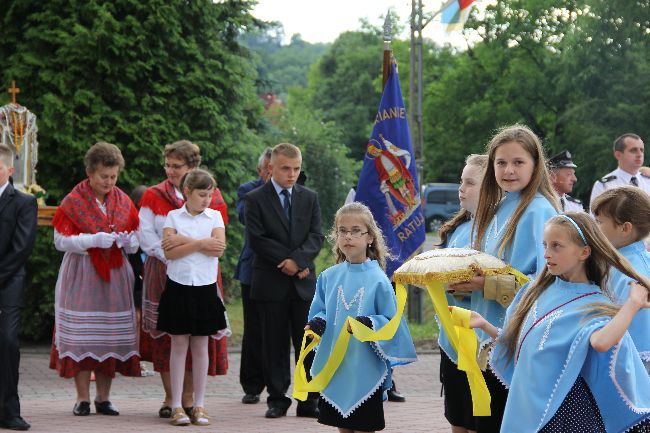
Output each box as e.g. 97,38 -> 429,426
157,277 -> 227,336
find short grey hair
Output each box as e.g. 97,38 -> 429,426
257,147 -> 272,169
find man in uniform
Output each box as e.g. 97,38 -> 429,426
549,150 -> 584,212
590,133 -> 650,205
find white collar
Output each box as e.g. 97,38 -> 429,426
180,203 -> 213,218
270,178 -> 293,195
614,167 -> 639,182
0,181 -> 9,198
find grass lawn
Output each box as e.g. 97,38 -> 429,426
225,248 -> 440,350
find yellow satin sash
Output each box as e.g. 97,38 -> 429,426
293,283 -> 407,401
422,267 -> 528,416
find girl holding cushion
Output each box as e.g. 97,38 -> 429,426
436,154 -> 488,433
450,125 -> 560,432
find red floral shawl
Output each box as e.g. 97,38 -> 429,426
52,179 -> 139,281
139,179 -> 229,224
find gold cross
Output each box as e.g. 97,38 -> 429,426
7,80 -> 20,104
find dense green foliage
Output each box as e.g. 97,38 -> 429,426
0,0 -> 263,339
241,24 -> 329,99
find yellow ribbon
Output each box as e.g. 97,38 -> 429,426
425,281 -> 491,415
293,283 -> 408,401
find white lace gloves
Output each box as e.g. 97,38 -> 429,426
115,231 -> 139,253
54,231 -> 139,254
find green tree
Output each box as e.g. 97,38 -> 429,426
0,0 -> 263,339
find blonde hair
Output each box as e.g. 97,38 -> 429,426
473,124 -> 560,256
179,168 -> 216,200
329,202 -> 391,270
164,140 -> 201,169
438,154 -> 488,246
271,143 -> 301,162
591,186 -> 650,241
498,212 -> 650,363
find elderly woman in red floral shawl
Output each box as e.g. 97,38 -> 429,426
49,142 -> 140,417
137,140 -> 229,418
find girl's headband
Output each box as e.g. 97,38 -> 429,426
557,214 -> 588,245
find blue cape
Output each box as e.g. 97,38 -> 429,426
308,260 -> 417,417
471,191 -> 557,347
611,240 -> 650,362
491,278 -> 650,432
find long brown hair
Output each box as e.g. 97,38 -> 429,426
473,124 -> 560,256
591,186 -> 650,241
329,202 -> 392,270
438,154 -> 488,246
498,212 -> 650,363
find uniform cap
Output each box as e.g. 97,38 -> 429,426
548,150 -> 577,169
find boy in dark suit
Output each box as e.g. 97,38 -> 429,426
0,144 -> 38,431
245,143 -> 324,419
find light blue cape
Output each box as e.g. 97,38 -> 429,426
491,278 -> 650,432
308,260 -> 417,417
471,191 -> 557,348
611,240 -> 650,362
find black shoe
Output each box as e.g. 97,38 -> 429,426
0,416 -> 31,430
94,400 -> 119,416
264,407 -> 288,419
242,394 -> 260,404
295,403 -> 319,418
387,384 -> 406,402
183,406 -> 193,416
72,401 -> 91,416
158,405 -> 172,418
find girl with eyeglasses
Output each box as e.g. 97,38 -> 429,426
303,202 -> 416,433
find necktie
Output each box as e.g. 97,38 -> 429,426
631,176 -> 639,187
280,189 -> 291,220
560,197 -> 565,212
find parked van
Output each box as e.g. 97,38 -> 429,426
422,183 -> 460,232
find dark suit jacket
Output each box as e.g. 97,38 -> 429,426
245,181 -> 324,302
0,183 -> 38,307
234,177 -> 264,285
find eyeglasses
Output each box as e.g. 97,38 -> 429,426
164,163 -> 187,171
336,228 -> 369,238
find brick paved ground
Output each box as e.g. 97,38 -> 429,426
16,347 -> 448,433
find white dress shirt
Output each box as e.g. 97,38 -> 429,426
164,204 -> 225,286
0,180 -> 8,198
590,167 -> 650,207
270,178 -> 293,208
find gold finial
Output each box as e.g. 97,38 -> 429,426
8,80 -> 20,104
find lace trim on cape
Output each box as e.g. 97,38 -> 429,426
320,364 -> 389,419
610,341 -> 650,414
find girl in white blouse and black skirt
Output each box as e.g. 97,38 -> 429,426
157,169 -> 230,427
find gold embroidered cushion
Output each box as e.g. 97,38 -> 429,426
393,248 -> 510,290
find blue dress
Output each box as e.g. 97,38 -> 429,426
308,260 -> 417,421
491,278 -> 650,432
